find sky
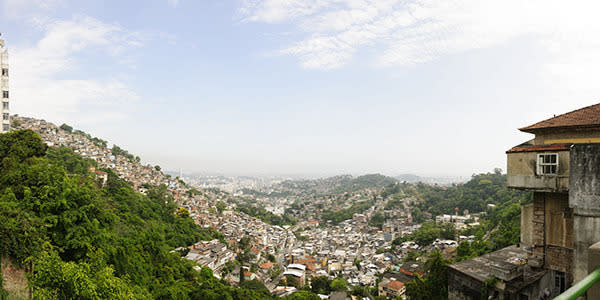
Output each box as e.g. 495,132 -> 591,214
1,0 -> 600,177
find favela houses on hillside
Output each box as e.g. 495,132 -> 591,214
448,104 -> 600,300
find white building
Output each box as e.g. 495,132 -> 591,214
1,35 -> 9,133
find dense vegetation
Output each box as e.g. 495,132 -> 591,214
0,130 -> 317,300
384,170 -> 529,252
331,174 -> 398,194
388,171 -> 531,298
235,203 -> 297,226
321,199 -> 375,225
270,174 -> 398,198
412,170 -> 527,216
405,251 -> 451,300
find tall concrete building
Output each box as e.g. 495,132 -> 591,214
0,35 -> 9,133
448,103 -> 600,299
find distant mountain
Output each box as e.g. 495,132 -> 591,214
253,173 -> 399,197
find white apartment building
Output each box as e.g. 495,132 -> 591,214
1,36 -> 9,133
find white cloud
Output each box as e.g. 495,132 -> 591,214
240,0 -> 600,72
9,16 -> 142,125
168,0 -> 180,7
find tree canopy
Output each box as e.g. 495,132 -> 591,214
0,130 -> 318,300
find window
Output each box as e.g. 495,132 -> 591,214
554,271 -> 566,294
2,91 -> 7,98
537,153 -> 558,175
1,68 -> 7,76
2,124 -> 8,132
2,102 -> 8,110
2,113 -> 8,120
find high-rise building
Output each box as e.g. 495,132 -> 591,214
0,35 -> 9,133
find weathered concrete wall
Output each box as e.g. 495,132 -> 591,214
532,193 -> 545,259
529,192 -> 573,283
521,203 -> 534,247
587,241 -> 600,299
544,193 -> 572,249
447,268 -> 481,300
572,217 -> 600,283
507,151 -> 569,191
534,127 -> 600,145
569,143 -> 600,283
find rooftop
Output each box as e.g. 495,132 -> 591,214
385,280 -> 405,291
506,143 -> 571,153
448,245 -> 527,282
520,103 -> 600,133
448,245 -> 548,293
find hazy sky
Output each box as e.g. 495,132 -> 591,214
1,0 -> 599,177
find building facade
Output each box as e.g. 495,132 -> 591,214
508,103 -> 600,295
448,103 -> 600,299
1,36 -> 9,133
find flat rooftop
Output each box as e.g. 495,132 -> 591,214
448,245 -> 548,292
449,245 -> 527,281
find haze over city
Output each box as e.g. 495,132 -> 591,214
2,0 -> 599,176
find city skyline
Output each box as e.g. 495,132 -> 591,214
1,0 -> 599,176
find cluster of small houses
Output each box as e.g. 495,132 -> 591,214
434,211 -> 481,231
13,115 -> 476,299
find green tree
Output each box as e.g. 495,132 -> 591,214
405,251 -> 450,300
310,276 -> 331,294
330,278 -> 347,292
282,291 -> 320,300
216,201 -> 227,214
60,123 -> 73,133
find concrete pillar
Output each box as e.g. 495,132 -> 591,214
588,241 -> 600,299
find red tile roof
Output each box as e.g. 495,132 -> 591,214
385,280 -> 405,291
506,144 -> 571,153
520,103 -> 600,133
259,262 -> 274,269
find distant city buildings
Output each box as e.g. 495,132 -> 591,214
1,35 -> 9,133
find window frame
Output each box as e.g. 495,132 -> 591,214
537,153 -> 559,175
2,91 -> 7,99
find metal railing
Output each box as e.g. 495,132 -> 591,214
554,267 -> 600,300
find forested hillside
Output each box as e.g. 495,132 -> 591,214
0,130 -> 318,300
386,170 -> 531,257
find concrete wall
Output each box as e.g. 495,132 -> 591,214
447,268 -> 482,300
587,241 -> 600,299
534,128 -> 600,145
529,192 -> 573,284
569,144 -> 600,283
521,203 -> 534,247
507,151 -> 569,191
